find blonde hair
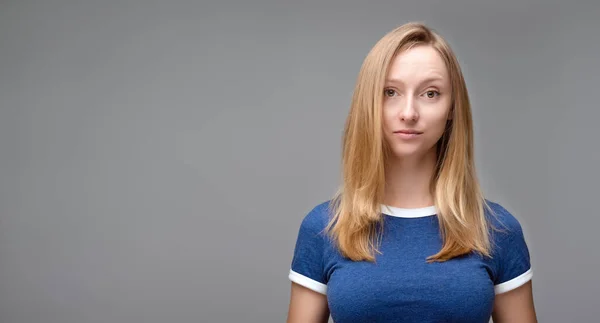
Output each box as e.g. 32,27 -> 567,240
325,22 -> 495,263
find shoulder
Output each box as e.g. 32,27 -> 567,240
483,199 -> 533,293
297,200 -> 334,234
484,199 -> 525,238
483,199 -> 531,263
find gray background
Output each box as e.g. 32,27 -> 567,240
1,0 -> 599,322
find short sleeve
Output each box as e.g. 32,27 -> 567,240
288,203 -> 329,295
488,203 -> 533,295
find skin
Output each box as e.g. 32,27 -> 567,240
287,45 -> 537,323
381,44 -> 453,209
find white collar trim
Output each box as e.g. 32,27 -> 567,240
381,204 -> 437,218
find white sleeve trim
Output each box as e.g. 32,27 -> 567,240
289,269 -> 327,295
494,267 -> 533,295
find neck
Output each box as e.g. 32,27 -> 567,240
384,148 -> 437,208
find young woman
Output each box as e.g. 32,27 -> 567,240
286,22 -> 537,323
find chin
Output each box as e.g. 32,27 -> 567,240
389,146 -> 423,159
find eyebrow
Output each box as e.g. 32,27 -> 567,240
385,76 -> 445,85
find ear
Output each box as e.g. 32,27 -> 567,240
447,106 -> 453,120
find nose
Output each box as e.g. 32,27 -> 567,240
399,95 -> 418,122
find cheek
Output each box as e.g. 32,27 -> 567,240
430,113 -> 450,131
382,107 -> 396,130
381,110 -> 396,146
422,107 -> 451,139
426,120 -> 448,144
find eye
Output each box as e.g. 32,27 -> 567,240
384,88 -> 398,97
424,90 -> 440,99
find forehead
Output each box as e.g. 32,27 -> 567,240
386,45 -> 449,83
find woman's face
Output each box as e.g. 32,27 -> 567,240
382,45 -> 452,160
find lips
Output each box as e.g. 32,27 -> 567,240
393,129 -> 423,140
394,130 -> 423,134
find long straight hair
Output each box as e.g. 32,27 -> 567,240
325,22 -> 495,263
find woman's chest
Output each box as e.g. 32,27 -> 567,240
324,235 -> 496,322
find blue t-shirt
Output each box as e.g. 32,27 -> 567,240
288,200 -> 533,323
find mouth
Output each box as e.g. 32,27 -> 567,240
394,130 -> 423,135
393,130 -> 423,139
